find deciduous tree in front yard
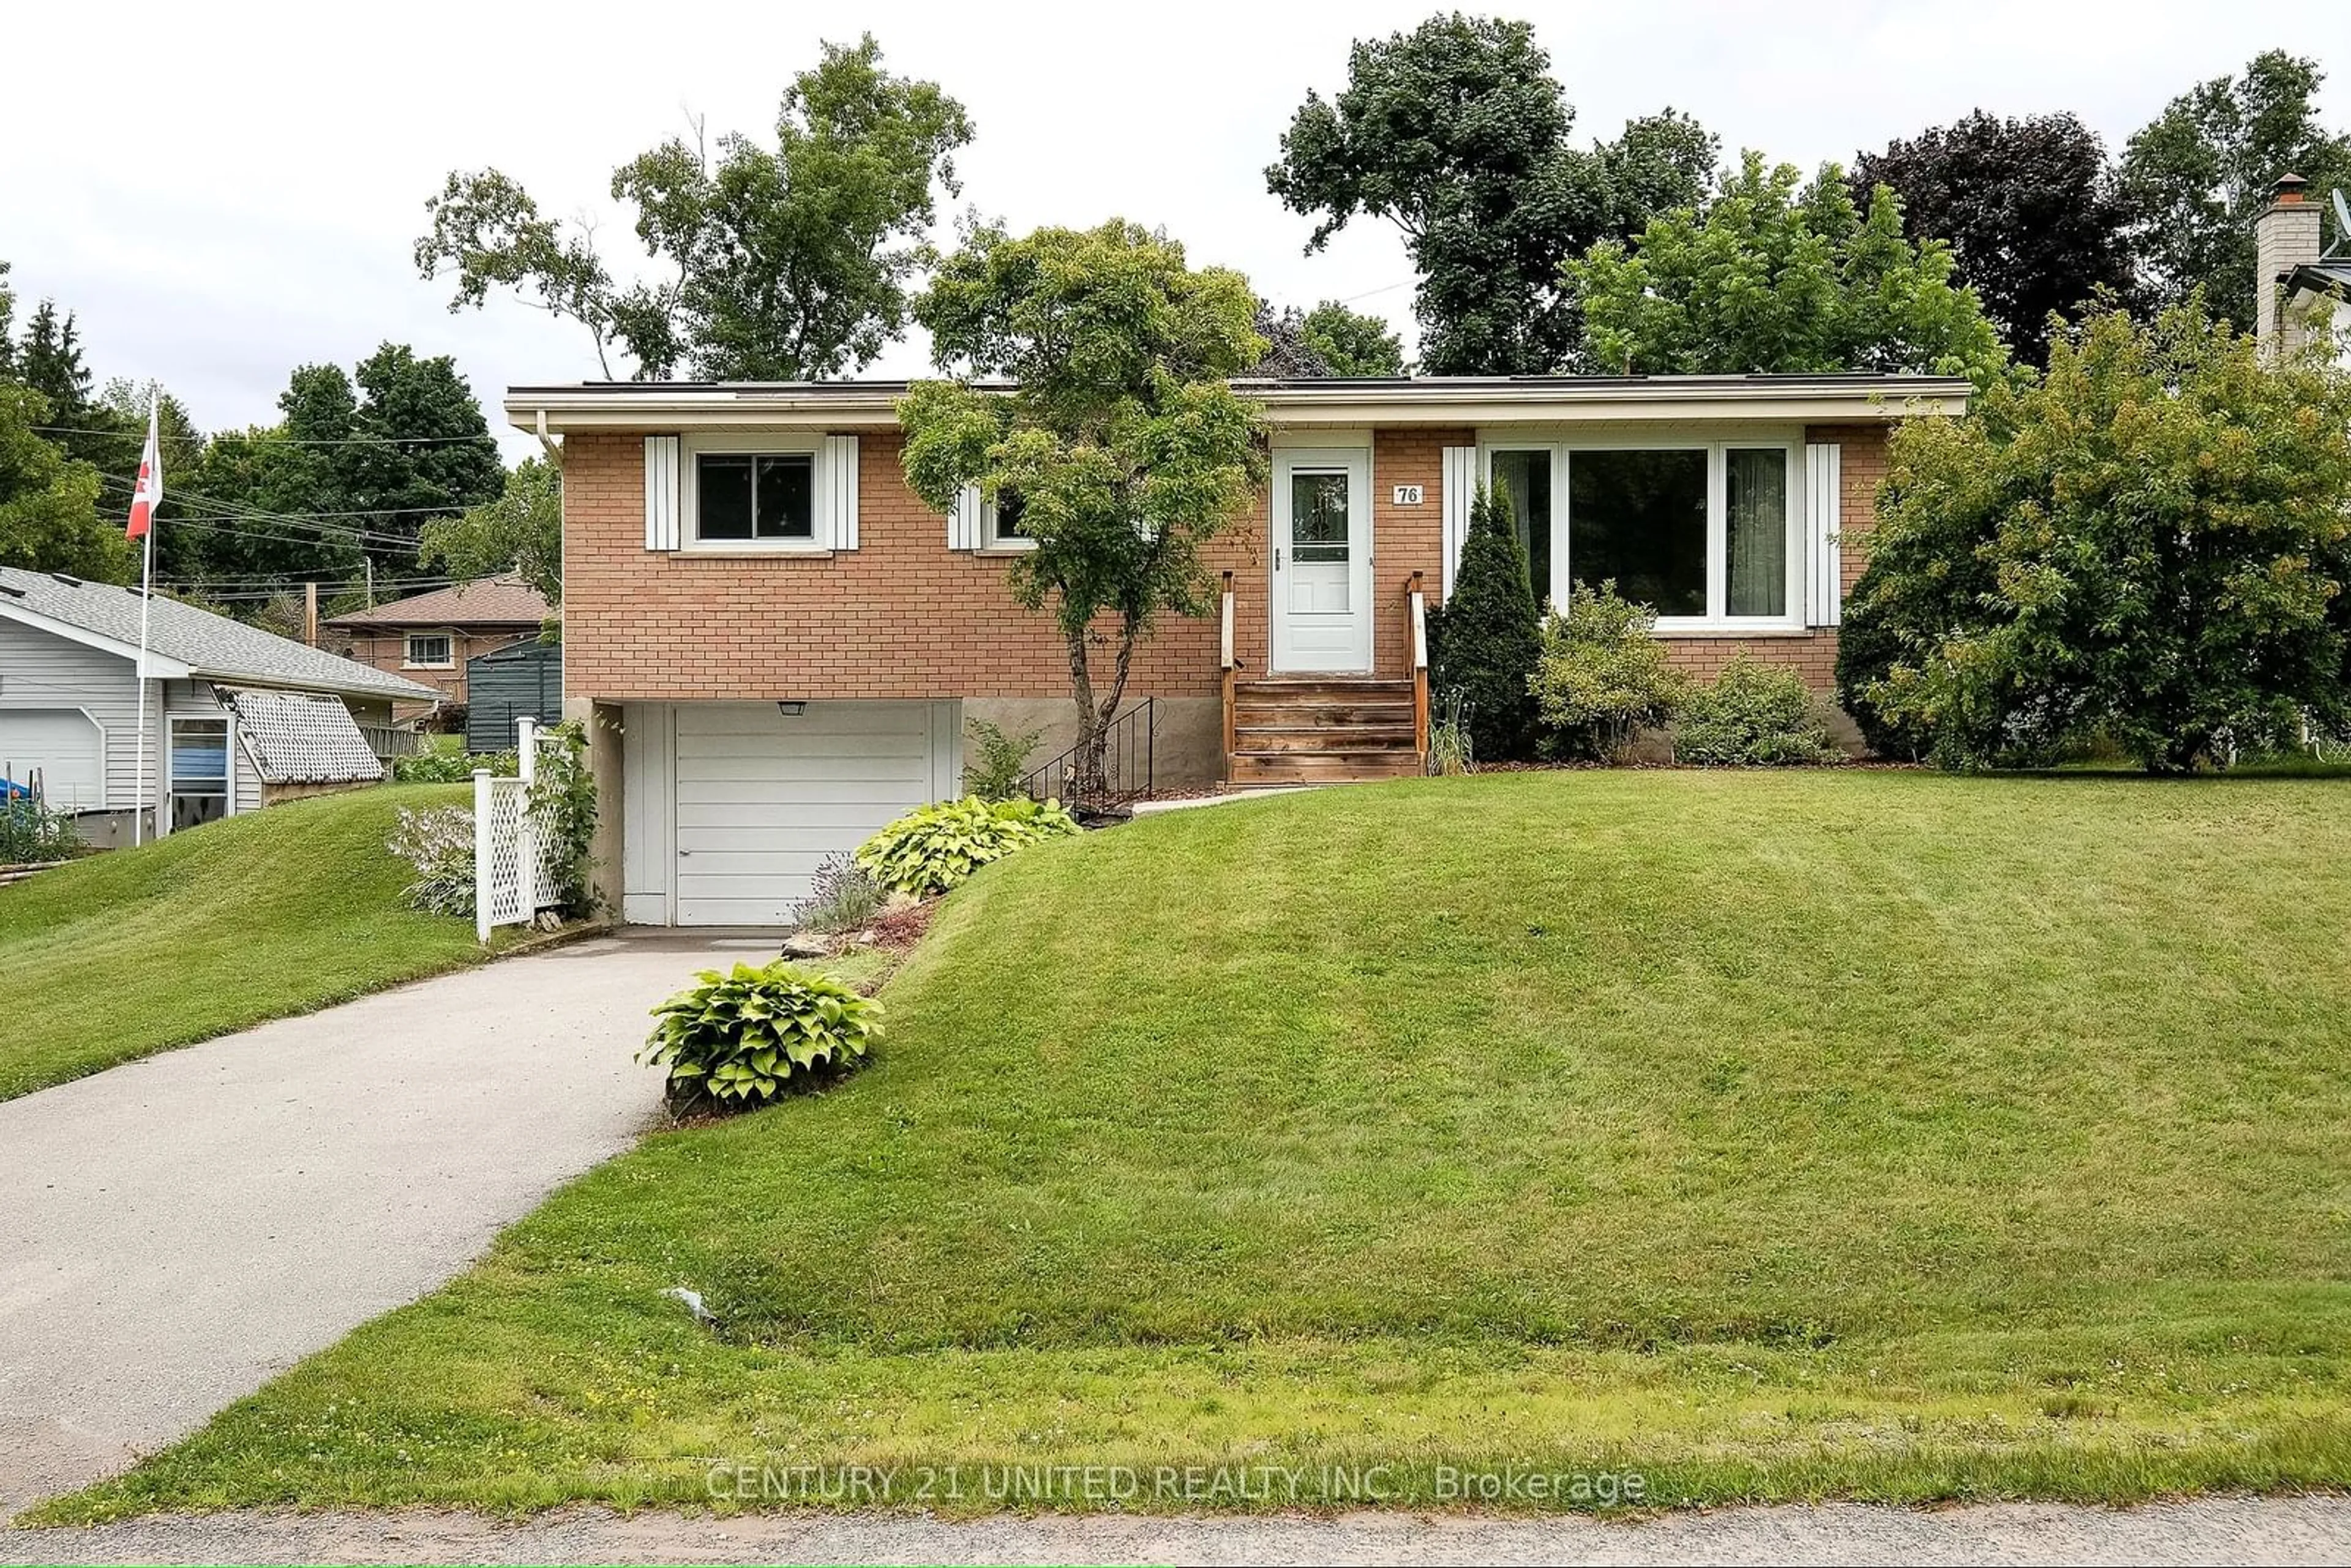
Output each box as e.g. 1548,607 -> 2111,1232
897,220 -> 1267,800
1846,301 -> 2351,771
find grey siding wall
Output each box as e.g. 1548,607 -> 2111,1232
0,620 -> 143,809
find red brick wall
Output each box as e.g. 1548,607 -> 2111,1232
331,625 -> 535,710
560,421 -> 1889,700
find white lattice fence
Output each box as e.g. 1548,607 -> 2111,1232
473,716 -> 560,942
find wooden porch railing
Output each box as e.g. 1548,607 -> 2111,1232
1219,569 -> 1237,778
1405,569 -> 1430,768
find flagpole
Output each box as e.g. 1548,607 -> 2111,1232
131,397 -> 157,847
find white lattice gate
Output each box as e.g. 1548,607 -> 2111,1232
474,717 -> 564,942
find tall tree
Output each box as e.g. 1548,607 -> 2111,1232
1855,111 -> 2137,365
16,301 -> 93,424
1266,14 -> 1715,375
898,220 -> 1266,797
1565,154 -> 2011,385
0,260 -> 16,380
0,381 -> 126,580
418,35 -> 972,379
2120,50 -> 2351,327
419,457 -> 562,607
343,343 -> 504,585
1302,301 -> 1408,375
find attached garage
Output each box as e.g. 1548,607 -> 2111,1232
621,700 -> 961,925
0,708 -> 106,812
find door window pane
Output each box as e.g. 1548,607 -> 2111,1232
170,718 -> 229,831
1568,449 -> 1707,617
1726,448 -> 1789,617
1290,471 -> 1350,561
1490,449 -> 1553,606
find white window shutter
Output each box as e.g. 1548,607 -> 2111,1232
1441,446 -> 1476,595
948,484 -> 981,550
822,435 -> 860,550
643,435 -> 681,551
1805,443 -> 1842,627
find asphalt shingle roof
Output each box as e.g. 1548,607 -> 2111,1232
0,566 -> 435,701
326,574 -> 552,629
219,686 -> 387,784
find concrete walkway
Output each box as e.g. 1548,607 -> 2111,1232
0,931 -> 767,1516
5,1496 -> 2349,1564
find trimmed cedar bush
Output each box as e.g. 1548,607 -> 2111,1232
1529,580 -> 1689,760
1676,655 -> 1844,765
855,795 -> 1081,897
1429,480 -> 1542,763
640,961 -> 883,1111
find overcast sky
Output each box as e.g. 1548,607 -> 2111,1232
5,1 -> 2347,461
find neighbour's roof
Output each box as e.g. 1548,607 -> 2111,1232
506,372 -> 1973,435
0,566 -> 437,701
218,686 -> 386,784
326,574 -> 552,630
2287,260 -> 2351,298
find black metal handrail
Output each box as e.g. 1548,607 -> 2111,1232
1021,698 -> 1155,805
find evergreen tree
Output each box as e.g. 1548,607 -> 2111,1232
1430,481 -> 1543,763
16,301 -> 93,421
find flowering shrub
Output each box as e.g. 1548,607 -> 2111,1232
387,805 -> 475,916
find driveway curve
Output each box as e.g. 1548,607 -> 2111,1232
0,931 -> 756,1515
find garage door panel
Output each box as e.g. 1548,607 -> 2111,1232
0,708 -> 105,812
665,700 -> 945,925
675,705 -> 932,738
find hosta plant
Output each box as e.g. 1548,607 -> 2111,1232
640,961 -> 883,1111
853,795 -> 1079,896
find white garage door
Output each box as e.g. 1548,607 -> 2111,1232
672,702 -> 948,925
0,708 -> 105,811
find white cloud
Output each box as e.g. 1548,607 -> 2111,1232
2,0 -> 2341,464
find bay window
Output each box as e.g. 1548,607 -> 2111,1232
1482,437 -> 1801,628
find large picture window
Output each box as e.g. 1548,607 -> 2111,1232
1483,438 -> 1800,627
695,451 -> 814,542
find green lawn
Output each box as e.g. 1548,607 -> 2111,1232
0,784 -> 506,1101
36,771 -> 2351,1520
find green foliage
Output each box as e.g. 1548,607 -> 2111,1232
640,961 -> 882,1109
1854,111 -> 2138,366
0,797 -> 80,863
1568,153 -> 2012,385
793,852 -> 885,935
391,747 -> 515,784
1858,302 -> 2351,771
1430,482 -> 1543,762
1675,655 -> 1844,766
2120,50 -> 2351,326
419,457 -> 561,607
854,795 -> 1079,897
527,720 -> 599,918
418,35 -> 971,380
386,805 -> 476,917
1530,580 -> 1691,760
962,718 -> 1041,801
1302,301 -> 1408,376
0,380 -> 124,579
899,219 -> 1266,796
1267,14 -> 1715,373
1427,688 -> 1475,776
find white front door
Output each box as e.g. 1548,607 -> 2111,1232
1269,448 -> 1373,673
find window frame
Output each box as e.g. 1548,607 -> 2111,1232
1476,427 -> 1806,633
680,431 -> 829,553
164,711 -> 234,835
403,631 -> 456,670
978,487 -> 1036,553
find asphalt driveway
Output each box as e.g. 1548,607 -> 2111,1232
0,930 -> 768,1516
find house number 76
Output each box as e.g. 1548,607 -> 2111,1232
1392,484 -> 1425,505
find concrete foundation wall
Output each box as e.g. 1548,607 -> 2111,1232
962,696 -> 1225,793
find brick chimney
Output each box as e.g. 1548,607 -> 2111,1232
2255,173 -> 2322,357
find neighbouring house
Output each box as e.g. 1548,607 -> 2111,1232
465,639 -> 563,754
325,574 -> 553,721
0,566 -> 438,846
506,372 -> 1970,924
2257,173 -> 2351,363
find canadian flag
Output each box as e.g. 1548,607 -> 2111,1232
125,402 -> 162,540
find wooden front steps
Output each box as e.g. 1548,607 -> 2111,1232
1226,676 -> 1425,787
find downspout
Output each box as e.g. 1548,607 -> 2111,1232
533,408 -> 561,466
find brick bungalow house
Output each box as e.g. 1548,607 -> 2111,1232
325,574 -> 552,720
506,373 -> 1967,924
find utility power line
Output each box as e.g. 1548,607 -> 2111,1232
34,422 -> 504,448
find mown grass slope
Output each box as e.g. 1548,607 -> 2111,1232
0,783 -> 500,1100
42,770 -> 2351,1519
